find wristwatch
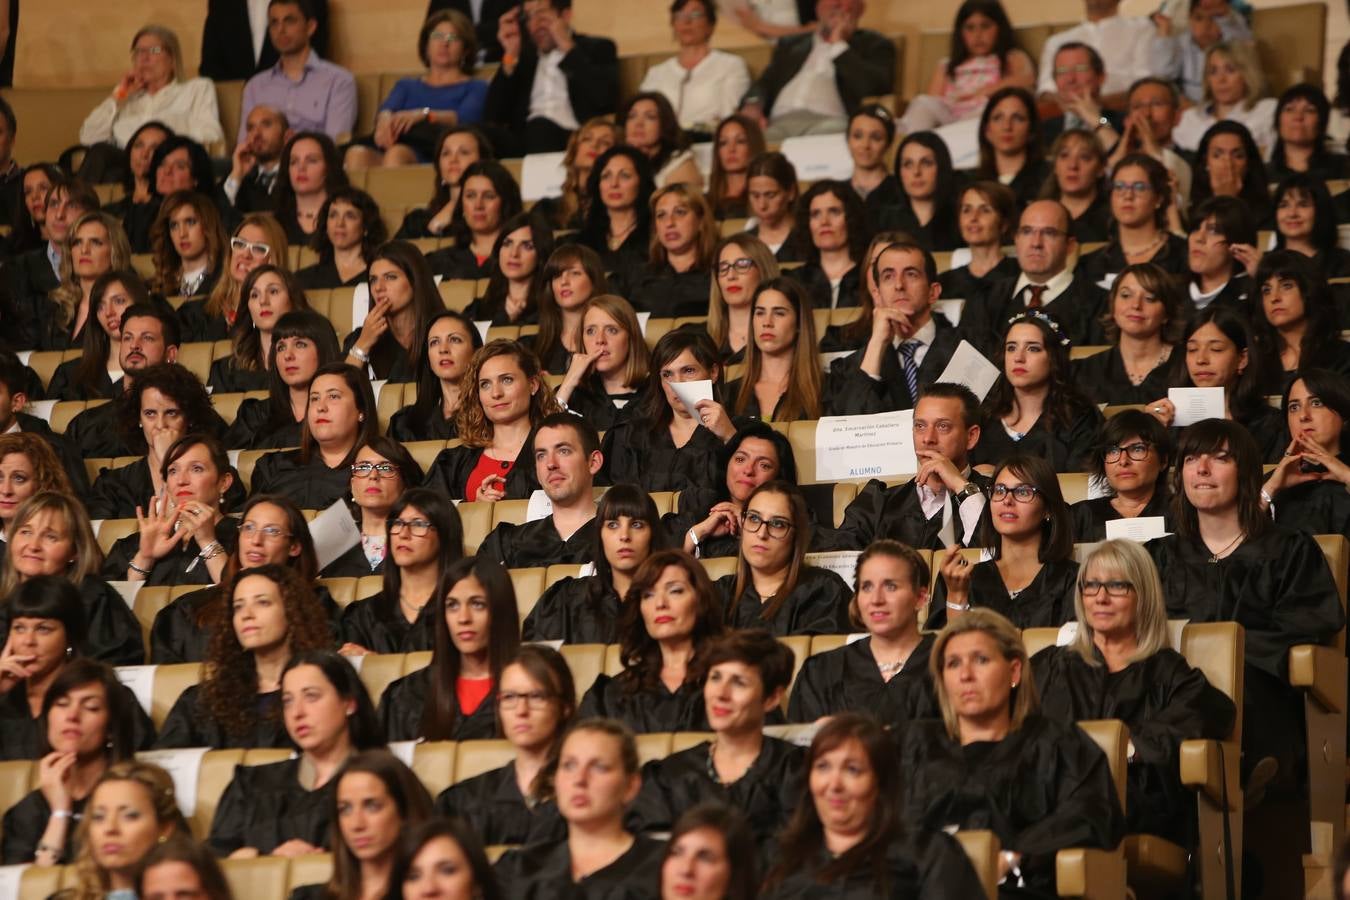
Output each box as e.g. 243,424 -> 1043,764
954,482 -> 983,501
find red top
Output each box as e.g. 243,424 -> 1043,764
457,676 -> 493,716
464,453 -> 514,500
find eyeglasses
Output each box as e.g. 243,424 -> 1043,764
1054,63 -> 1093,75
239,522 -> 291,541
230,237 -> 271,257
1111,181 -> 1151,195
351,462 -> 399,479
1103,442 -> 1151,463
1015,226 -> 1066,241
131,46 -> 166,60
741,510 -> 793,538
387,517 -> 436,536
1080,579 -> 1134,596
428,31 -> 463,44
717,258 -> 756,277
671,10 -> 707,22
499,690 -> 555,709
990,483 -> 1040,503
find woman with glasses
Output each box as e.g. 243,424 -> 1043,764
581,550 -> 726,733
379,556 -> 519,742
901,610 -> 1125,898
708,234 -> 779,366
1263,369 -> 1350,538
525,485 -> 667,644
209,265 -> 313,394
344,241 -> 445,383
156,565 -> 334,749
1071,411 -> 1173,542
434,645 -> 574,845
1079,155 -> 1186,287
790,180 -> 867,311
388,310 -> 484,443
1033,539 -> 1235,845
322,437 -> 425,578
714,481 -> 851,635
972,312 -> 1102,472
1151,419 -> 1343,793
930,454 -> 1079,632
339,488 -> 462,655
1072,263 -> 1184,406
223,310 -> 343,451
553,294 -> 651,431
149,494 -> 336,664
1253,250 -> 1350,394
183,215 -> 289,343
789,540 -> 938,728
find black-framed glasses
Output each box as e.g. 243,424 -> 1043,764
499,690 -> 556,709
352,462 -> 399,479
990,484 -> 1040,503
1080,579 -> 1134,596
1103,442 -> 1151,463
239,522 -> 291,541
717,257 -> 756,277
742,510 -> 793,538
387,517 -> 435,536
230,237 -> 270,257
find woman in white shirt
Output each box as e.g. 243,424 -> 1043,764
79,25 -> 224,151
639,0 -> 752,135
1172,41 -> 1276,157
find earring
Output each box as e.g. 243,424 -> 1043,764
1011,681 -> 1018,689
65,646 -> 73,659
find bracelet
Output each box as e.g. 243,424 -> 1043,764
128,559 -> 151,576
946,600 -> 971,612
686,528 -> 700,549
49,809 -> 71,820
199,541 -> 224,561
1260,489 -> 1273,506
350,346 -> 369,363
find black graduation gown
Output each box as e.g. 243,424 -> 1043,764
628,265 -> 712,318
84,457 -> 248,521
1070,346 -> 1173,406
175,298 -> 231,344
787,634 -> 938,727
1032,644 -> 1236,844
598,420 -> 723,494
64,397 -> 131,459
926,557 -> 1080,632
1006,158 -> 1052,210
713,566 -> 852,636
631,737 -> 802,855
900,715 -> 1126,899
45,359 -> 116,402
102,518 -> 241,588
494,835 -> 664,900
823,317 -> 962,414
937,257 -> 1021,310
0,576 -> 145,667
1273,474 -> 1350,540
338,592 -> 434,655
1076,234 -> 1190,288
875,201 -> 963,253
149,584 -> 341,665
434,761 -> 566,847
0,676 -> 155,761
1149,528 -> 1344,784
422,442 -> 538,502
959,274 -> 1106,356
814,472 -> 992,552
249,449 -> 352,509
564,381 -> 641,432
477,516 -> 597,568
787,262 -> 863,311
340,330 -> 416,383
295,260 -> 365,292
970,407 -> 1103,472
1068,492 -> 1172,543
379,667 -> 498,742
206,357 -> 272,395
16,414 -> 89,495
1234,403 -> 1288,464
1066,194 -> 1113,244
387,404 -> 459,442
155,684 -> 288,750
222,399 -> 301,451
425,245 -> 491,281
763,830 -> 986,900
578,673 -> 708,734
2,793 -> 87,863
208,757 -> 334,856
521,576 -> 620,644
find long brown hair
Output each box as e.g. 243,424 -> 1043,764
556,117 -> 620,227
502,644 -> 577,801
707,114 -> 765,210
454,340 -> 561,447
534,244 -> 610,361
206,214 -> 289,320
52,213 -> 132,329
733,277 -> 822,421
648,184 -> 718,269
581,295 -> 651,390
149,191 -> 227,297
231,264 -> 312,371
324,750 -> 434,900
730,481 -> 810,624
707,233 -> 779,351
615,550 -> 725,694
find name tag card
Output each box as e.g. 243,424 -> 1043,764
780,133 -> 852,181
931,117 -> 980,170
520,152 -> 568,201
637,311 -> 651,336
936,340 -> 1000,402
107,580 -> 142,610
526,490 -> 554,522
114,665 -> 156,716
135,747 -> 211,817
474,320 -> 492,344
1168,387 -> 1225,426
388,740 -> 418,767
309,499 -> 362,570
814,411 -> 916,481
804,550 -> 861,581
1104,516 -> 1169,543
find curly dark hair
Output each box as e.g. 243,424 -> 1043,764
982,312 -> 1098,434
615,549 -> 725,695
149,136 -> 215,200
447,160 -> 523,248
200,564 -> 334,740
118,363 -> 216,453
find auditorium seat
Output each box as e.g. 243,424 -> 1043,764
459,500 -> 493,555
375,381 -> 407,433
95,517 -> 138,555
1057,719 -> 1129,899
510,566 -> 547,622
17,863 -> 65,900
355,652 -> 406,707
221,856 -> 290,900
1057,472 -> 1092,504
1070,346 -> 1110,362
403,439 -> 449,476
26,350 -> 76,390
670,730 -> 712,754
234,448 -> 287,492
284,853 -> 334,894
130,585 -> 173,649
175,342 -> 216,385
318,577 -> 359,608
365,166 -> 434,209
438,279 -> 478,312
954,830 -> 1001,900
701,556 -> 738,581
808,633 -> 854,657
544,563 -> 584,589
0,759 -> 35,841
50,400 -> 95,435
411,740 -> 458,798
636,732 -> 673,765
355,574 -> 383,601
211,390 -> 269,426
149,662 -> 204,729
188,748 -> 246,840
560,643 -> 606,700
454,739 -> 514,785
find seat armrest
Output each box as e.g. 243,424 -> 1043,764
1055,846 -> 1126,899
1289,644 -> 1347,714
1179,739 -> 1241,810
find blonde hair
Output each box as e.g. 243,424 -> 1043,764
581,295 -> 651,390
707,233 -> 779,350
206,214 -> 290,320
929,608 -> 1039,740
648,184 -> 718,268
1070,539 -> 1170,666
52,213 -> 132,330
1204,42 -> 1266,105
0,492 -> 103,598
558,117 -> 620,226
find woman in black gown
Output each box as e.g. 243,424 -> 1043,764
632,630 -> 802,854
973,86 -> 1049,211
343,241 -> 447,384
552,294 -> 650,432
1,659 -> 139,865
390,818 -> 503,900
1034,538 -> 1236,846
339,487 -> 464,655
524,485 -> 666,644
208,649 -> 384,857
659,804 -> 759,900
1076,154 -> 1188,287
528,244 -> 608,375
714,481 -> 852,635
321,437 -> 425,579
929,454 -> 1079,631
386,310 -> 482,443
223,310 -> 342,451
155,564 -> 334,749
0,434 -> 72,569
294,187 -> 387,292
628,185 -> 717,318
435,644 -> 574,846
379,555 -> 520,742
706,234 -> 779,365
937,181 -> 1020,313
462,211 -> 555,327
884,131 -> 962,251
902,610 -> 1126,899
1251,250 -> 1350,394
574,146 -> 656,294
579,549 -> 725,733
494,719 -> 664,899
208,265 -> 314,394
1263,369 -> 1350,538
45,270 -> 148,402
182,214 -> 289,344
1070,262 -> 1183,406
425,161 -> 523,281
1070,410 -> 1173,542
763,712 -> 984,899
788,180 -> 866,311
1042,129 -> 1111,244
726,277 -> 831,422
790,540 -> 937,727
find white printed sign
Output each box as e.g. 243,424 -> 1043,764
114,665 -> 156,716
1104,516 -> 1169,543
309,499 -> 362,570
814,411 -> 916,482
135,747 -> 211,817
520,152 -> 568,202
779,133 -> 852,181
804,550 -> 861,582
1168,387 -> 1225,426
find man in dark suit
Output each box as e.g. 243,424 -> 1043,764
961,200 -> 1106,353
1039,42 -> 1122,145
739,0 -> 895,141
817,383 -> 990,551
482,0 -> 618,156
199,0 -> 331,81
427,0 -> 515,63
828,241 -> 962,415
222,105 -> 290,213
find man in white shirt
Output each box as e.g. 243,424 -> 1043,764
639,0 -> 752,133
739,0 -> 895,140
1036,0 -> 1154,107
